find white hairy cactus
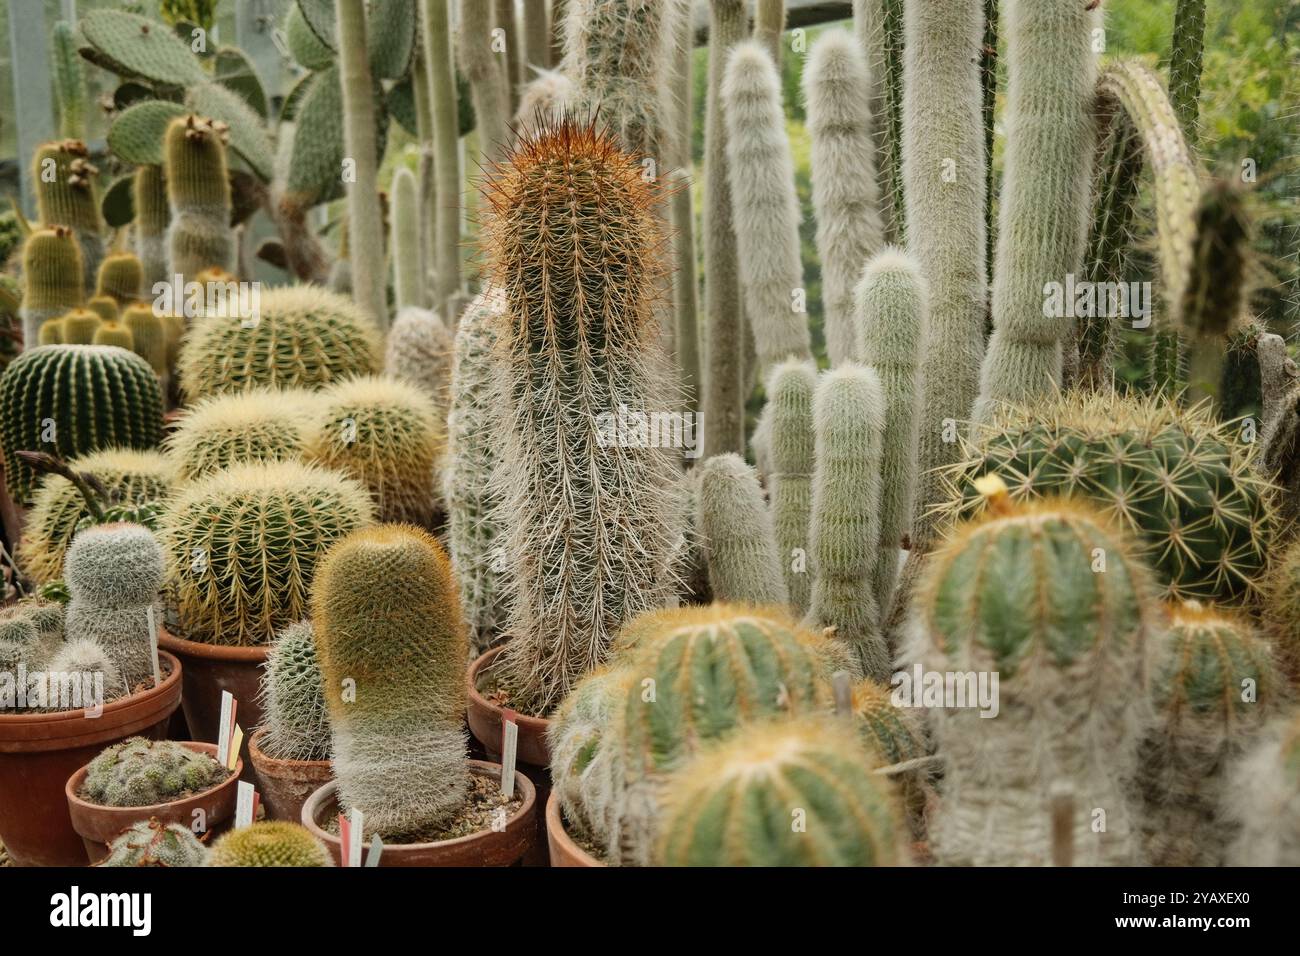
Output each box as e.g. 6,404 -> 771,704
697,453 -> 789,607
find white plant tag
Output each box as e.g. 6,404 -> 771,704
348,808 -> 364,869
146,605 -> 161,687
500,718 -> 519,798
234,781 -> 255,828
364,833 -> 384,867
216,691 -> 234,765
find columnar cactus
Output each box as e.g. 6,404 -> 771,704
389,167 -> 424,311
32,140 -> 104,290
722,41 -> 812,373
804,28 -> 883,366
46,639 -> 125,701
855,250 -> 925,618
655,720 -> 905,866
1224,711 -> 1300,866
52,22 -> 86,141
83,738 -> 229,808
697,453 -> 788,607
805,366 -> 889,680
305,375 -> 443,527
973,0 -> 1100,423
313,525 -> 469,839
161,460 -> 375,646
58,309 -> 101,346
910,477 -> 1158,866
164,115 -> 235,283
1169,0 -> 1207,146
767,360 -> 816,614
100,818 -> 209,867
164,387 -> 314,483
1138,602 -> 1277,866
64,523 -> 165,692
177,285 -> 382,401
482,119 -> 682,715
122,304 -> 168,376
900,0 -> 987,534
19,227 -> 84,349
257,621 -> 330,763
853,0 -> 905,242
459,0 -> 511,164
133,165 -> 171,291
208,822 -> 332,867
421,0 -> 463,313
95,253 -> 143,306
514,67 -> 575,138
384,306 -> 453,420
0,345 -> 163,503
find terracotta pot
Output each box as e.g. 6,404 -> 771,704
65,741 -> 242,864
247,727 -> 332,823
545,789 -> 605,867
301,760 -> 537,866
465,646 -> 552,766
0,651 -> 183,867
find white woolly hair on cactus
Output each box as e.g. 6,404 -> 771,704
1223,713 -> 1300,866
697,452 -> 789,607
804,27 -> 884,367
721,39 -> 813,373
46,638 -> 125,700
514,67 -> 576,137
389,167 -> 425,311
766,359 -> 817,614
384,305 -> 454,422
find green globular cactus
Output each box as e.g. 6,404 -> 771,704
305,375 -> 443,527
851,678 -> 931,837
804,28 -> 883,366
459,0 -> 511,164
100,818 -> 209,867
944,391 -> 1277,606
52,22 -> 86,141
313,525 -> 469,840
18,449 -> 172,586
909,477 -> 1158,866
161,460 -> 375,647
46,638 -> 125,701
855,249 -> 925,620
208,822 -> 332,867
38,320 -> 65,346
972,0 -> 1100,423
92,319 -> 134,350
133,165 -> 171,292
443,291 -> 506,656
0,599 -> 66,674
805,366 -> 889,681
178,285 -> 382,402
86,296 -> 118,324
83,738 -> 229,808
63,523 -> 165,693
900,0 -> 987,537
19,227 -> 85,350
389,167 -> 424,312
655,719 -> 904,867
767,360 -> 816,614
548,604 -> 835,865
722,41 -> 812,373
1138,602 -> 1277,867
1224,712 -> 1300,866
482,119 -> 682,716
0,346 -> 162,504
32,141 -> 104,291
384,306 -> 453,422
122,304 -> 168,377
697,454 -> 788,607
95,253 -> 143,306
59,309 -> 101,346
164,387 -> 314,483
164,115 -> 235,283
257,621 -> 329,763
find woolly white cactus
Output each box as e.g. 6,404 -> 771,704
1225,712 -> 1300,866
804,28 -> 884,366
514,67 -> 575,137
258,621 -> 330,763
389,167 -> 425,311
767,360 -> 816,614
722,40 -> 812,373
697,453 -> 789,607
384,306 -> 454,422
46,638 -> 125,700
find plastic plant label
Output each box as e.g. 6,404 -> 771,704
364,833 -> 383,867
234,781 -> 256,828
501,710 -> 519,798
216,691 -> 236,766
226,725 -> 244,771
146,605 -> 161,687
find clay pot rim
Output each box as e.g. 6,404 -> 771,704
65,740 -> 243,817
158,627 -> 271,662
302,759 -> 536,854
466,646 -> 551,733
0,649 -> 182,730
247,726 -> 331,774
545,788 -> 606,867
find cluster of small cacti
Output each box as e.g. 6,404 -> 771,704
82,738 -> 229,808
99,818 -> 210,868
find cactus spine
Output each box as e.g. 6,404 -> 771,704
133,165 -> 171,291
19,227 -> 84,349
421,0 -> 463,313
313,525 -> 469,839
389,167 -> 424,312
697,453 -> 788,607
258,621 -> 330,763
163,387 -> 313,483
767,360 -> 816,614
32,140 -> 104,290
804,28 -> 883,366
1169,0 -> 1206,147
164,115 -> 235,283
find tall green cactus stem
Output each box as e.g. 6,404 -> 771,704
1139,602 -> 1277,866
164,116 -> 235,283
702,0 -> 747,459
804,29 -> 883,366
389,167 -> 424,311
495,0 -> 524,109
911,478 -> 1157,866
669,7 -> 699,411
805,366 -> 888,680
133,166 -> 171,292
84,738 -> 229,808
19,227 -> 85,349
64,522 -> 164,692
972,0 -> 1100,424
59,310 -> 101,346
208,822 -> 332,867
161,460 -> 375,646
483,120 -> 681,715
32,141 -> 104,291
1225,712 -> 1300,866
656,719 -> 904,866
697,453 -> 789,607
460,0 -> 511,165
100,819 -> 209,867
258,621 -> 330,762
122,304 -> 168,377
853,0 -> 905,243
163,387 -> 314,483
0,346 -> 162,504
444,291 -> 506,656
96,254 -> 143,306
856,250 -> 924,618
52,22 -> 87,141
385,306 -> 453,426
313,525 -> 469,839
1169,0 -> 1206,148
901,0 -> 986,539
722,41 -> 812,373
982,0 -> 998,283
335,0 -> 388,329
421,0 -> 463,313
767,360 -> 816,614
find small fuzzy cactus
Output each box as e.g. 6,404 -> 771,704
99,818 -> 210,867
655,720 -> 905,866
58,309 -> 101,346
133,165 -> 171,291
514,67 -> 574,137
697,454 -> 788,607
95,253 -> 143,306
164,387 -> 314,483
32,140 -> 104,290
208,822 -> 332,867
63,523 -> 165,692
805,366 -> 889,680
313,525 -> 469,840
767,360 -> 816,614
384,306 -> 453,422
19,227 -> 84,349
257,621 -> 329,763
82,738 -> 230,808
0,599 -> 66,674
38,319 -> 65,346
164,115 -> 235,282
1224,712 -> 1300,866
46,639 -> 125,701
122,304 -> 168,376
389,167 -> 424,311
